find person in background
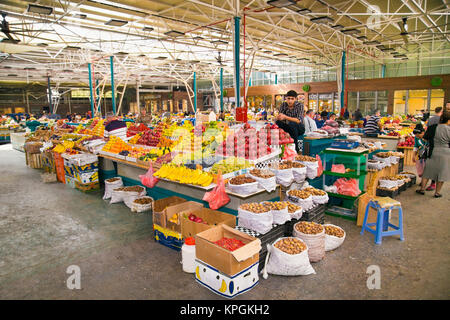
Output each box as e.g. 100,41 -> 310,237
136,108 -> 152,126
353,108 -> 363,122
340,106 -> 349,120
320,110 -> 328,120
427,107 -> 443,127
412,123 -> 435,189
416,110 -> 450,197
304,110 -> 317,133
314,114 -> 325,129
276,90 -> 305,153
324,113 -> 339,127
364,110 -> 383,137
66,112 -> 72,122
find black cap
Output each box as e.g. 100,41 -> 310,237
286,90 -> 297,97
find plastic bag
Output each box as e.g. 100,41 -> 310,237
123,188 -> 147,208
299,160 -> 319,179
331,164 -> 346,173
416,159 -> 425,177
248,173 -> 277,192
139,163 -> 159,188
316,155 -> 323,177
202,174 -> 230,210
103,177 -> 124,200
333,178 -> 361,197
324,224 -> 346,251
237,207 -> 273,234
228,181 -> 259,195
312,194 -> 329,205
130,196 -> 154,213
282,147 -> 297,161
293,223 -> 325,262
286,191 -> 314,211
262,239 -> 315,278
272,168 -> 294,187
292,166 -> 307,183
378,179 -> 398,189
287,202 -> 303,219
263,202 -> 291,225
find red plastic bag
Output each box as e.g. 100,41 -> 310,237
139,163 -> 159,188
316,154 -> 323,176
415,159 -> 425,177
331,164 -> 346,173
203,174 -> 230,210
333,178 -> 361,197
282,147 -> 297,161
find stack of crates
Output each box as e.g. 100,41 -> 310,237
71,157 -> 100,192
53,152 -> 65,183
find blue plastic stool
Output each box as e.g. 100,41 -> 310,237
360,197 -> 404,245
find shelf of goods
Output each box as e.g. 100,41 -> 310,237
321,147 -> 369,220
396,146 -> 414,166
98,155 -> 280,216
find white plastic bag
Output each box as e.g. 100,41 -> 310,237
103,177 -> 123,200
237,207 -> 273,234
312,194 -> 329,205
300,161 -> 319,179
264,203 -> 291,225
123,188 -> 147,208
130,196 -> 154,213
373,155 -> 391,165
292,224 -> 325,263
262,239 -> 316,277
110,189 -> 127,204
272,168 -> 294,187
287,202 -> 303,219
248,173 -> 277,192
323,224 -> 346,251
378,179 -> 398,189
228,181 -> 259,195
292,166 -> 307,183
287,192 -> 314,211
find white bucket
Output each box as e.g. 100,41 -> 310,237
181,237 -> 196,273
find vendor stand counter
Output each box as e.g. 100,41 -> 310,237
302,135 -> 347,157
98,155 -> 280,216
361,135 -> 399,151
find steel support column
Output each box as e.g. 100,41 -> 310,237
110,56 -> 116,115
88,63 -> 95,116
220,67 -> 224,112
233,16 -> 240,109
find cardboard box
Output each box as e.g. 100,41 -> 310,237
180,207 -> 236,238
357,193 -> 378,227
164,201 -> 204,233
152,196 -> 187,228
195,224 -> 261,276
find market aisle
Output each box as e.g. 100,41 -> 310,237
1,146 -> 449,300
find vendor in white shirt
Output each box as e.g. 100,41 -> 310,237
304,110 -> 318,133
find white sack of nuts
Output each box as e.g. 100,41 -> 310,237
323,224 -> 346,251
248,170 -> 277,192
262,237 -> 316,278
237,203 -> 273,234
292,165 -> 307,183
293,222 -> 326,263
263,202 -> 291,225
272,168 -> 294,187
103,177 -> 124,200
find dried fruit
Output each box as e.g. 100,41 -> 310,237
287,202 -> 302,213
295,155 -> 317,162
249,169 -> 275,179
133,197 -> 153,205
274,237 -> 307,254
106,178 -> 120,183
263,201 -> 288,211
288,189 -> 311,199
295,221 -> 324,234
239,202 -> 270,214
324,225 -> 345,238
114,186 -> 145,193
302,187 -> 326,196
229,175 -> 256,185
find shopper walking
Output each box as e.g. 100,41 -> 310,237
427,107 -> 443,126
275,90 -> 305,153
416,110 -> 450,197
412,123 -> 434,188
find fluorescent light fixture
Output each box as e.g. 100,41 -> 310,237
138,54 -> 146,57
211,40 -> 228,45
1,38 -> 20,44
3,66 -> 11,69
402,57 -> 408,60
73,13 -> 87,19
341,28 -> 360,35
37,43 -> 48,47
65,46 -> 81,50
190,60 -> 200,64
363,40 -> 380,45
263,50 -> 272,53
105,19 -> 128,27
164,30 -> 184,37
357,36 -> 368,41
63,69 -> 74,72
376,44 -> 386,50
143,27 -> 154,32
393,54 -> 407,58
297,57 -> 309,61
310,16 -> 334,24
8,74 -> 18,77
297,8 -> 312,14
155,56 -> 167,60
193,36 -> 204,40
28,4 -> 53,15
267,0 -> 297,8
331,24 -> 344,30
274,53 -> 288,57
24,67 -> 36,70
380,47 -> 395,52
117,51 -> 128,55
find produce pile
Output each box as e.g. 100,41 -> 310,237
288,189 -> 312,199
324,225 -> 344,238
262,201 -> 288,211
239,203 -> 270,214
229,175 -> 256,185
214,237 -> 246,252
295,221 -> 324,234
274,238 -> 307,255
249,169 -> 274,178
287,202 -> 302,214
295,155 -> 317,162
209,157 -> 252,175
153,164 -> 214,187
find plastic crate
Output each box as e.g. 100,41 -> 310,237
376,187 -> 399,198
399,182 -> 407,192
330,139 -> 360,150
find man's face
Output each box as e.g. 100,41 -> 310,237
376,111 -> 381,117
309,112 -> 315,118
286,96 -> 296,107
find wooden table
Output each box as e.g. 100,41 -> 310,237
397,146 -> 414,166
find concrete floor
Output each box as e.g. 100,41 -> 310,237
0,143 -> 449,300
